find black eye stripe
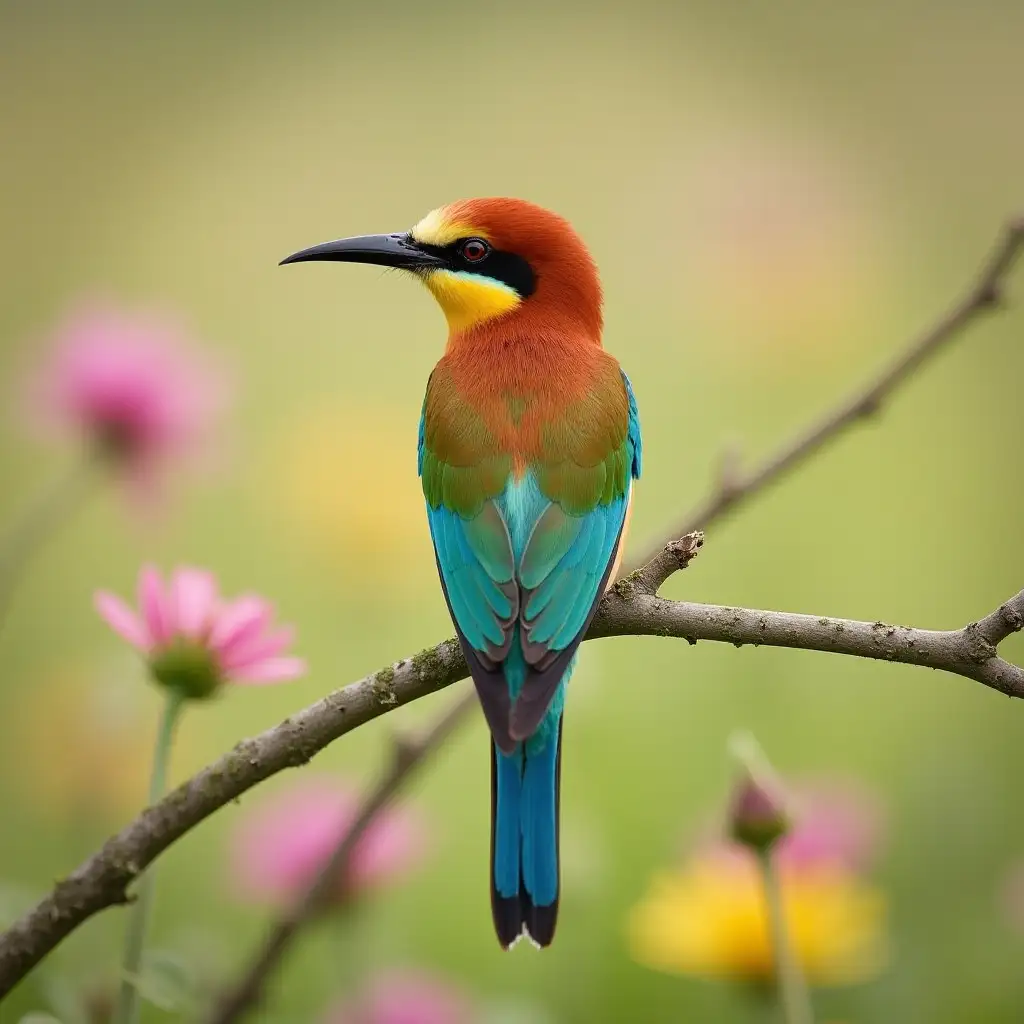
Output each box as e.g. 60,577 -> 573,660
411,236 -> 537,299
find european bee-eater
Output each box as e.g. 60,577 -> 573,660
282,198 -> 642,948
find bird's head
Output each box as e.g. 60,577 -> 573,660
282,197 -> 603,340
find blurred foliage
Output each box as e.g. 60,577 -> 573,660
1,1 -> 1023,1021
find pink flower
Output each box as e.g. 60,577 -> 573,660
777,779 -> 883,872
95,565 -> 304,698
229,776 -> 427,905
26,302 -> 226,492
324,970 -> 474,1024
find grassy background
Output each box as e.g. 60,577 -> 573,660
1,2 -> 1023,1020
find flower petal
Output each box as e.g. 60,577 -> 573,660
170,566 -> 218,639
350,804 -> 427,890
362,970 -> 473,1024
208,594 -> 271,655
137,564 -> 171,645
230,656 -> 306,685
227,779 -> 357,903
93,591 -> 150,650
219,625 -> 295,673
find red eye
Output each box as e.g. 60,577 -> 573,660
460,238 -> 490,263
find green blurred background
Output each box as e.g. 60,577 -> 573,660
1,1 -> 1023,1020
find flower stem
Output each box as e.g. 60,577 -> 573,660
758,849 -> 814,1024
113,690 -> 184,1024
0,453 -> 99,636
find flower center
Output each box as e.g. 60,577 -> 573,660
93,417 -> 148,462
150,641 -> 221,700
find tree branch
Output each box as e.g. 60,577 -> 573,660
0,215 -> 1022,1000
592,580 -> 1024,698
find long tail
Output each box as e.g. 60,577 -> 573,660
490,716 -> 562,949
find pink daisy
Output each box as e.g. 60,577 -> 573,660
229,776 -> 427,906
94,565 -> 304,698
26,302 -> 226,493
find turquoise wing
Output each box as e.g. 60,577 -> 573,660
503,370 -> 642,740
517,371 -> 642,664
426,500 -> 518,663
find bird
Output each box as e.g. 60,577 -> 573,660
281,198 -> 642,949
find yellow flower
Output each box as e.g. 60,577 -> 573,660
628,853 -> 887,986
264,402 -> 430,591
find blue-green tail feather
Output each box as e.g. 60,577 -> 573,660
492,743 -> 522,902
490,642 -> 565,948
521,716 -> 560,909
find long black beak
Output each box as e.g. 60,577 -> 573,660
279,232 -> 446,271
